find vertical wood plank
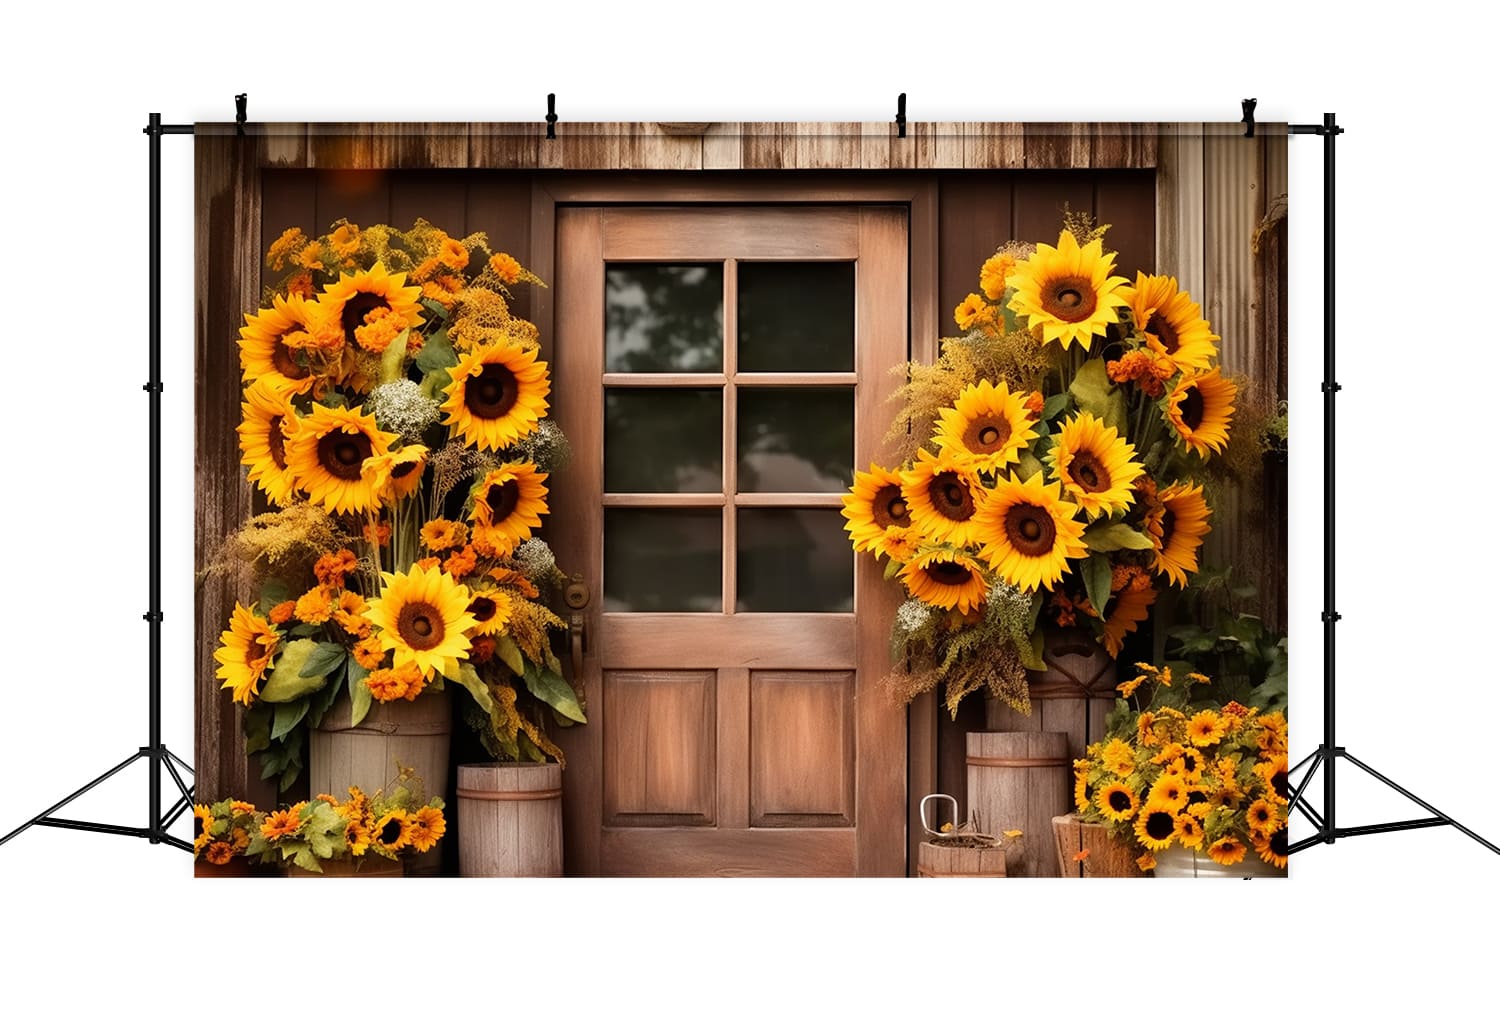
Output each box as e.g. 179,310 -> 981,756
703,123 -> 743,170
938,176 -> 1013,327
388,171 -> 469,239
465,176 -> 536,324
1024,123 -> 1093,169
1011,175 -> 1096,245
1155,128 -> 1207,301
719,667 -> 751,829
1093,172 -> 1158,280
963,123 -> 1026,169
314,170 -> 392,237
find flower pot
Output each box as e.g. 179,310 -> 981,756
1151,844 -> 1286,879
965,731 -> 1070,877
1051,813 -> 1145,878
285,856 -> 405,878
193,857 -> 255,878
986,628 -> 1117,764
457,762 -> 563,877
309,686 -> 452,876
917,841 -> 1009,878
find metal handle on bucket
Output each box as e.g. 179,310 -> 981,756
920,793 -> 958,838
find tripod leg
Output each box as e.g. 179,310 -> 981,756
1288,748 -> 1320,779
0,751 -> 145,847
161,795 -> 192,830
1285,750 -> 1326,833
164,748 -> 195,776
1339,753 -> 1500,856
162,756 -> 195,809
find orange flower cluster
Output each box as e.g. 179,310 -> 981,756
1107,349 -> 1176,398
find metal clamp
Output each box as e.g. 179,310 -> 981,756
235,93 -> 247,136
545,93 -> 558,140
895,93 -> 907,138
1242,97 -> 1257,138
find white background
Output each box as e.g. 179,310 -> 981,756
1,2 -> 1494,1016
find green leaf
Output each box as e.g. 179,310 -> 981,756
883,556 -> 903,581
258,579 -> 292,610
1015,451 -> 1044,483
243,704 -> 272,755
1083,522 -> 1156,552
420,368 -> 453,401
379,328 -> 410,385
300,642 -> 348,679
1021,630 -> 1047,672
1069,358 -> 1128,433
523,662 -> 587,724
290,846 -> 322,873
493,635 -> 526,678
289,623 -> 320,638
516,732 -> 547,763
271,699 -> 309,741
456,662 -> 496,715
415,327 -> 456,373
1041,392 -> 1069,422
306,663 -> 345,729
1082,554 -> 1113,622
421,298 -> 449,320
259,638 -> 333,703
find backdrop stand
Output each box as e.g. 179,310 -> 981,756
1284,112 -> 1499,858
0,113 -> 197,855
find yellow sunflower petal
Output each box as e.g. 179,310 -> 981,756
364,564 -> 477,682
932,379 -> 1040,475
440,341 -> 551,452
1046,412 -> 1145,519
1122,272 -> 1220,374
283,404 -> 398,515
898,547 -> 989,614
1006,229 -> 1131,351
1164,368 -> 1236,458
972,471 -> 1088,592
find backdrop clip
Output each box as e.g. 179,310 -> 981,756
546,93 -> 558,140
896,93 -> 907,138
235,93 -> 248,136
1241,97 -> 1256,138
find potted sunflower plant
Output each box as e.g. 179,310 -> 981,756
1070,664 -> 1289,877
843,214 -> 1244,734
208,220 -> 584,875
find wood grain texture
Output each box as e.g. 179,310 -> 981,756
599,828 -> 855,877
1051,813 -> 1144,878
602,206 -> 860,260
457,763 -> 564,877
749,672 -> 855,827
966,732 -> 1071,878
602,671 -> 717,826
916,842 -> 1009,878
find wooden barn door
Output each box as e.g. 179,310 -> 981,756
550,206 -> 907,876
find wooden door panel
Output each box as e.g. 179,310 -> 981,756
597,613 -> 855,668
602,671 -> 716,826
749,671 -> 855,827
601,828 -> 856,878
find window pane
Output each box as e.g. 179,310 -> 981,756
737,509 -> 853,613
737,388 -> 853,493
606,264 -> 724,372
737,262 -> 854,372
604,510 -> 722,612
606,389 -> 722,493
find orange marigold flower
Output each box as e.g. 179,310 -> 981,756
421,518 -> 468,552
352,634 -> 386,670
954,293 -> 994,332
414,556 -> 440,571
365,663 -> 424,702
412,256 -> 442,282
489,566 -> 540,599
443,545 -> 478,578
471,636 -> 496,663
205,841 -> 235,866
363,521 -> 392,546
329,222 -> 361,259
353,305 -> 407,354
294,586 -> 334,625
979,252 -> 1019,301
268,600 -> 296,625
314,549 -> 359,587
439,238 -> 470,270
1024,390 -> 1045,416
1223,700 -> 1253,717
285,272 -> 315,299
490,252 -> 523,284
266,227 -> 307,271
297,241 -> 324,270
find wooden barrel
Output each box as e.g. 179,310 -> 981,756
457,762 -> 563,877
966,731 -> 1070,877
987,629 -> 1116,764
1051,813 -> 1144,878
309,687 -> 452,876
286,856 -> 404,878
917,841 -> 1008,878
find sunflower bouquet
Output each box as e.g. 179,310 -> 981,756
192,797 -> 259,867
1073,664 -> 1289,873
211,219 -> 582,790
247,774 -> 446,875
844,214 -> 1240,717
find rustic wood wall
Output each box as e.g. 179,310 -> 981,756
195,122 -> 1286,872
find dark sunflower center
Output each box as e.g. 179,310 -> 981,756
267,416 -> 288,469
1005,503 -> 1057,556
928,472 -> 976,522
1182,751 -> 1198,773
484,480 -> 521,524
316,431 -> 373,482
1272,770 -> 1288,800
392,459 -> 421,480
1180,385 -> 1205,431
246,637 -> 270,665
1160,509 -> 1177,548
272,337 -> 309,380
1270,828 -> 1288,857
379,818 -> 403,844
1108,790 -> 1132,812
341,292 -> 391,345
469,596 -> 497,623
964,417 -> 1012,455
873,485 -> 910,530
925,560 -> 973,587
1041,275 -> 1099,323
1071,451 -> 1111,493
1187,789 -> 1207,806
1146,311 -> 1180,353
465,364 -> 520,420
397,600 -> 445,651
1145,811 -> 1175,841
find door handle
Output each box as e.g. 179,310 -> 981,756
563,574 -> 591,673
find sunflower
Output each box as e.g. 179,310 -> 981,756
1168,749 -> 1205,783
1006,229 -> 1130,351
1134,801 -> 1180,851
213,602 -> 280,705
1173,813 -> 1206,849
1122,273 -> 1220,374
1101,586 -> 1157,658
900,449 -> 988,548
193,805 -> 213,854
205,841 -> 235,866
283,404 -> 398,515
1164,369 -> 1236,458
409,806 -> 447,853
1100,738 -> 1136,777
374,810 -> 414,852
440,341 -> 550,451
1074,768 -> 1090,813
466,588 -> 514,637
842,464 -> 916,559
1186,709 -> 1227,747
1247,798 -> 1281,837
364,563 -> 477,681
932,380 -> 1039,475
237,292 -> 323,393
973,472 -> 1087,592
1046,413 -> 1144,519
345,813 -> 373,857
1096,782 -> 1140,823
237,378 -> 301,506
899,548 -> 989,615
421,518 -> 468,552
468,462 -> 550,558
1147,774 -> 1190,811
363,443 -> 428,502
1207,836 -> 1248,866
1254,752 -> 1290,804
259,806 -> 303,842
1148,482 -> 1212,587
1253,827 -> 1289,870
318,262 -> 424,352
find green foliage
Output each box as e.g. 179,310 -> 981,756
415,327 -> 457,374
379,329 -> 410,385
1068,358 -> 1127,434
1165,567 -> 1288,709
1083,522 -> 1155,552
523,661 -> 586,723
347,662 -> 373,727
1081,554 -> 1114,622
455,662 -> 495,715
258,638 -> 333,703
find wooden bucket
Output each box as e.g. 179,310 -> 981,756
309,687 -> 452,876
1051,813 -> 1144,878
966,731 -> 1070,877
457,763 -> 564,877
917,841 -> 1008,878
987,628 -> 1117,763
286,856 -> 404,878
